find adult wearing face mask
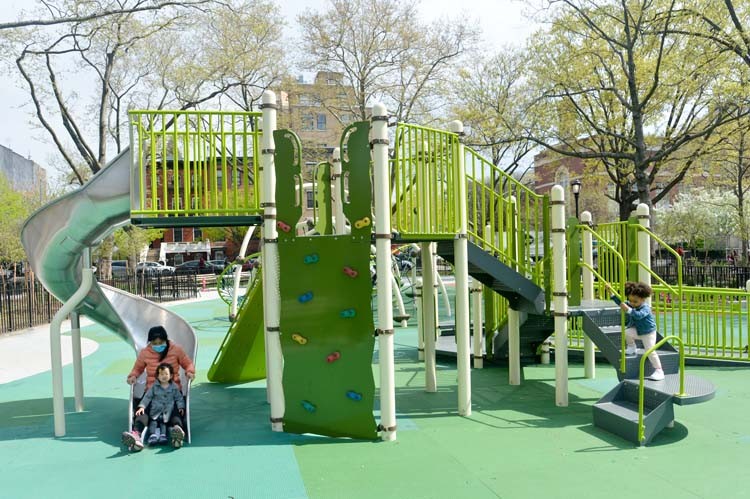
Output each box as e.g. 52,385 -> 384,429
122,326 -> 195,451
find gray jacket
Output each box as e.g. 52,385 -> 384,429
139,381 -> 185,420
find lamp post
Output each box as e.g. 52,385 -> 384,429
571,179 -> 582,219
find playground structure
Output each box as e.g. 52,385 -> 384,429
21,90 -> 730,447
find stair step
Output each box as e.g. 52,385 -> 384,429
593,380 -> 675,445
623,374 -> 716,405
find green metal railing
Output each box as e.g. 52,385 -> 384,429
653,285 -> 750,361
464,148 -> 550,295
129,110 -> 262,221
392,124 -> 461,239
637,335 -> 686,445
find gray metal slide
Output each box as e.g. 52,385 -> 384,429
21,147 -> 197,437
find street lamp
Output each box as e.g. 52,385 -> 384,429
571,179 -> 582,219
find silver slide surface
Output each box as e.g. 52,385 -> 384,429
21,147 -> 197,387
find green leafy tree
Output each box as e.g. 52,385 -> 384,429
0,174 -> 36,274
526,0 -> 744,220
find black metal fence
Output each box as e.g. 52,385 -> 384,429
651,264 -> 750,289
0,273 -> 198,335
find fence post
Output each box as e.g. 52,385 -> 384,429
551,185 -> 568,407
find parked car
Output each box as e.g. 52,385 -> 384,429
174,259 -> 222,274
136,261 -> 175,275
208,259 -> 229,271
230,258 -> 259,273
111,260 -> 129,277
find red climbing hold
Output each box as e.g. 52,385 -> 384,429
343,266 -> 358,278
326,351 -> 341,363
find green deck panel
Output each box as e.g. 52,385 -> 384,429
278,236 -> 377,439
207,274 -> 266,383
314,162 -> 333,235
130,215 -> 263,228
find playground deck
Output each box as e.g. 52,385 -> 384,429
0,296 -> 748,499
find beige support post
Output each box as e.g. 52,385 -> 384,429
372,103 -> 397,441
581,210 -> 595,379
260,90 -> 285,431
551,185 -> 568,407
449,120 -> 471,416
637,204 -> 652,291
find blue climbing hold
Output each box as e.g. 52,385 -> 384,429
301,400 -> 316,413
340,308 -> 356,318
304,253 -> 319,264
346,390 -> 362,401
298,291 -> 313,303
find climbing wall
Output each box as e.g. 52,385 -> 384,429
274,123 -> 377,439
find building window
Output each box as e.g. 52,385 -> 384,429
299,94 -> 315,106
174,228 -> 183,243
302,114 -> 315,131
174,253 -> 184,265
317,114 -> 327,130
306,190 -> 314,209
194,228 -> 202,240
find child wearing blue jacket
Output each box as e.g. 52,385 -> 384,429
606,281 -> 665,381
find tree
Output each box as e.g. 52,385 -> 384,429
525,0 -> 743,220
113,226 -> 164,269
0,0 -> 218,31
671,1 -> 750,69
708,104 -> 750,262
452,49 -> 533,176
0,174 -> 37,272
297,0 -> 478,124
3,0 -> 286,184
655,188 -> 736,258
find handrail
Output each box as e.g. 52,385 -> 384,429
637,335 -> 686,445
629,259 -> 678,295
577,224 -> 628,373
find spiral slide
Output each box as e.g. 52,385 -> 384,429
20,148 -> 197,430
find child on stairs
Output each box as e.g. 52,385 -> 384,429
606,281 -> 665,381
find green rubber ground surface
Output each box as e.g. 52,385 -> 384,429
1,297 -> 750,499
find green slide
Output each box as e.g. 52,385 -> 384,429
274,123 -> 377,439
207,274 -> 266,383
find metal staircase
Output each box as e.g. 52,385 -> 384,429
436,240 -> 552,361
575,305 -> 715,445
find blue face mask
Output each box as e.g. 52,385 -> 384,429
152,343 -> 167,353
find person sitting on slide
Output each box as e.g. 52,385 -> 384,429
135,362 -> 186,448
121,326 -> 195,451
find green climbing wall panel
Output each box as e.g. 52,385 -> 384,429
207,274 -> 266,383
275,123 -> 377,439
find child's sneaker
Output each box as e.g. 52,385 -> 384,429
158,433 -> 169,445
171,425 -> 185,449
625,344 -> 638,356
122,430 -> 144,452
648,368 -> 665,381
147,432 -> 159,445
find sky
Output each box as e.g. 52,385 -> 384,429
0,0 -> 538,173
